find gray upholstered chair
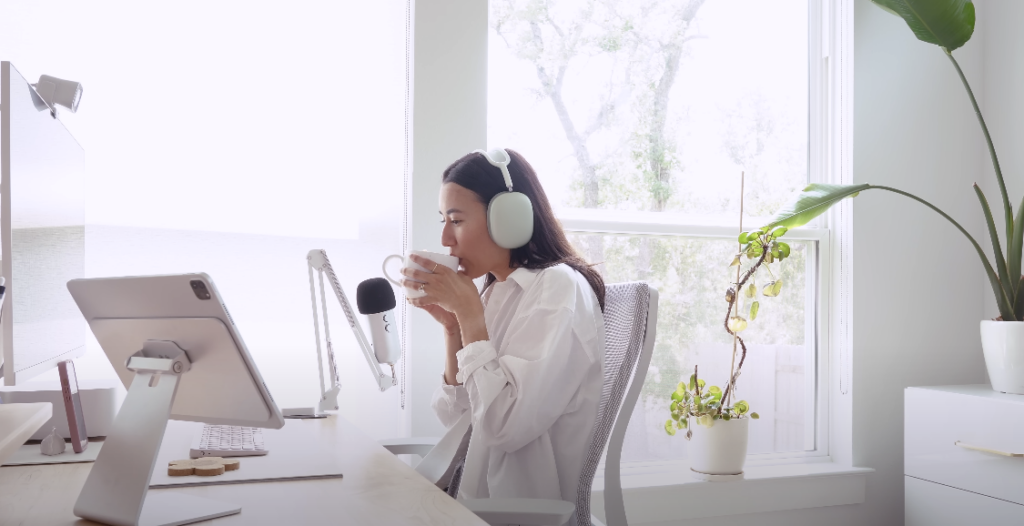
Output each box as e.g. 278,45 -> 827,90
382,282 -> 658,526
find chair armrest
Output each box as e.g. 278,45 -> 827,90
379,437 -> 439,458
461,498 -> 574,526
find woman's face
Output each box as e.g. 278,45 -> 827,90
439,182 -> 510,280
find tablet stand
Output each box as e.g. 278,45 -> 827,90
74,340 -> 241,526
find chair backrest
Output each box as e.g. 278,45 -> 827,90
575,282 -> 658,526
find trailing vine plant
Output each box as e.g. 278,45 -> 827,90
666,174 -> 794,438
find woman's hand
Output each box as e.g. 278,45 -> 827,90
418,303 -> 459,335
402,254 -> 484,328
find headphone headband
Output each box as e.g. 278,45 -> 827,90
473,148 -> 514,192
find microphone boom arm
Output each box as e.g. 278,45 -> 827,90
307,250 -> 396,415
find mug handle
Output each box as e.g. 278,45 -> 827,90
382,254 -> 404,287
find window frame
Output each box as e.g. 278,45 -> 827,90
547,0 -> 835,466
560,216 -> 831,465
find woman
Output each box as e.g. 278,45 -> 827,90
401,149 -> 605,524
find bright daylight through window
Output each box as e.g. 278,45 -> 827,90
488,0 -> 820,462
0,0 -> 409,440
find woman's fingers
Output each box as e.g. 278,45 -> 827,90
401,279 -> 425,290
408,254 -> 455,276
407,295 -> 438,308
400,266 -> 431,282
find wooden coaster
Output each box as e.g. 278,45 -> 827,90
167,457 -> 239,477
193,458 -> 225,476
167,461 -> 195,477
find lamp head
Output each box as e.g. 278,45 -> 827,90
32,75 -> 83,114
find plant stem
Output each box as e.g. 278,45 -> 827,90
874,185 -> 1016,319
722,248 -> 767,404
726,172 -> 744,407
946,50 -> 1014,250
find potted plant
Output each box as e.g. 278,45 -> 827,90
757,0 -> 1024,393
665,177 -> 800,480
666,366 -> 759,481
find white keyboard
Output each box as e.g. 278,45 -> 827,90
190,425 -> 268,458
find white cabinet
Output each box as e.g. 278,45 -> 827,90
905,476 -> 1023,525
905,385 -> 1024,521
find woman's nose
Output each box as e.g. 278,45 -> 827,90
440,223 -> 455,247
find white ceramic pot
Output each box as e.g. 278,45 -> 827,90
688,416 -> 749,478
981,320 -> 1024,394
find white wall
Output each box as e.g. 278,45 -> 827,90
850,0 -> 989,524
407,0 -> 488,438
980,0 -> 1024,321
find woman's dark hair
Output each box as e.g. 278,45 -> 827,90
442,149 -> 605,311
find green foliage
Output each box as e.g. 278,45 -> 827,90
870,0 -> 975,52
664,367 -> 756,440
853,0 -> 1022,320
762,183 -> 870,230
764,179 -> 1023,320
568,231 -> 808,420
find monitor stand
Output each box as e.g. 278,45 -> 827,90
74,341 -> 240,526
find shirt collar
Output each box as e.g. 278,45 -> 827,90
502,266 -> 540,293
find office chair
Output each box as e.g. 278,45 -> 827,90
382,282 -> 658,526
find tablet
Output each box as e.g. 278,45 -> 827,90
67,273 -> 284,429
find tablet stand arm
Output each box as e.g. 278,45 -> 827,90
73,340 -> 240,526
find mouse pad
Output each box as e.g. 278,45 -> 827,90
150,419 -> 343,488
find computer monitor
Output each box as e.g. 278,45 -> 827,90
0,62 -> 87,385
66,273 -> 284,526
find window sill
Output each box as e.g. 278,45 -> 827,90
590,462 -> 873,523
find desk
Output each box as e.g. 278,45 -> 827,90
0,415 -> 487,526
0,403 -> 52,465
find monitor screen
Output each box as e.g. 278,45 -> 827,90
1,62 -> 86,385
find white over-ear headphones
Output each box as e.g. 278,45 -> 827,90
473,148 -> 535,249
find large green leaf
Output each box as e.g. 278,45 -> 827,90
873,185 -> 1016,320
1010,194 -> 1024,298
1015,276 -> 1024,321
763,184 -> 871,230
974,184 -> 1013,299
871,0 -> 975,52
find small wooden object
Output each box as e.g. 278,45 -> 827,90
167,457 -> 240,477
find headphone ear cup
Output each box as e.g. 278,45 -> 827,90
487,192 -> 534,249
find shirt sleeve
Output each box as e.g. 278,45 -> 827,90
455,305 -> 596,453
431,373 -> 470,429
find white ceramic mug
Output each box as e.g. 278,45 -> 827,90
383,250 -> 460,298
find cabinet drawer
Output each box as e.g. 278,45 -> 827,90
905,386 -> 1024,504
906,476 -> 1024,526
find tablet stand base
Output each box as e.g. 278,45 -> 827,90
73,341 -> 241,526
136,493 -> 240,526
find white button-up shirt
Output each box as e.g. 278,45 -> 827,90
431,264 -> 605,525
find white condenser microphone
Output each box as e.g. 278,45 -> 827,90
356,278 -> 402,365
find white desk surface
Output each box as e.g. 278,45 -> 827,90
0,414 -> 487,526
0,402 -> 52,466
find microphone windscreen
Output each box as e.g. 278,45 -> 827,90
357,278 -> 397,314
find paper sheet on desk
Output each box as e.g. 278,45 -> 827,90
150,419 -> 343,488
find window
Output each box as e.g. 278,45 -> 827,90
0,0 -> 409,439
489,0 -> 828,463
